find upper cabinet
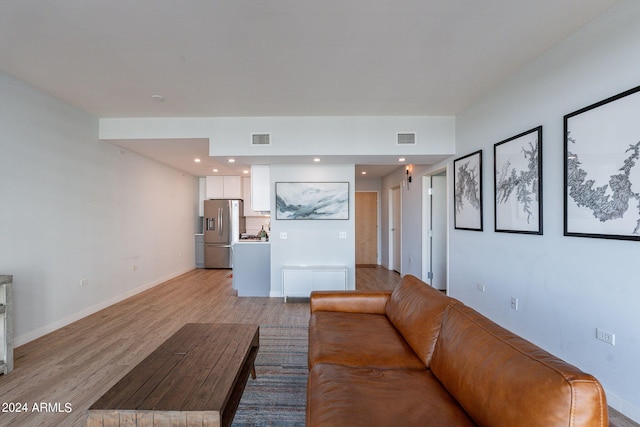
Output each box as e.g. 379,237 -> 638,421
205,176 -> 242,199
250,165 -> 270,212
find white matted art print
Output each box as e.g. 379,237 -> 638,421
494,126 -> 543,234
564,85 -> 640,240
454,150 -> 483,231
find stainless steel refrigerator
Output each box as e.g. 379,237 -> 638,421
204,199 -> 245,268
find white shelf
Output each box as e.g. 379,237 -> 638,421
282,266 -> 347,302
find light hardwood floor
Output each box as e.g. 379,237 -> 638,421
1,269 -> 310,426
0,267 -> 635,426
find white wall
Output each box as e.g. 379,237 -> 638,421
448,0 -> 640,420
379,165 -> 430,278
269,164 -> 355,295
0,71 -> 198,346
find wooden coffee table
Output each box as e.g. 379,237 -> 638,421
87,323 -> 259,427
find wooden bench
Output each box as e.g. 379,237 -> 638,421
87,323 -> 259,427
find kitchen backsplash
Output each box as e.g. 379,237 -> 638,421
246,216 -> 271,237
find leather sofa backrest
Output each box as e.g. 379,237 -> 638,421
430,304 -> 608,426
385,274 -> 457,367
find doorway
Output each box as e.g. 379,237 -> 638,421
389,186 -> 402,273
422,170 -> 447,290
355,192 -> 378,266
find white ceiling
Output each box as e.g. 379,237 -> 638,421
0,0 -> 618,176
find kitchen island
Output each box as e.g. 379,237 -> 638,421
231,241 -> 270,297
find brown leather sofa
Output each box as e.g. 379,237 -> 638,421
307,274 -> 608,426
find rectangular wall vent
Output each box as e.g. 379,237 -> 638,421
252,133 -> 271,146
397,132 -> 416,145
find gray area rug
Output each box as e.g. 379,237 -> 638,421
232,325 -> 308,426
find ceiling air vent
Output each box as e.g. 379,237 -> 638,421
397,132 -> 416,145
252,133 -> 271,146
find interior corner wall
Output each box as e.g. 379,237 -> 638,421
269,164 -> 356,295
0,71 -> 198,346
450,0 -> 640,420
379,165 -> 427,277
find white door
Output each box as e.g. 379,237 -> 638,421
423,172 -> 448,290
431,175 -> 447,290
390,186 -> 402,273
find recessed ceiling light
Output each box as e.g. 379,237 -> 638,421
228,159 -> 235,163
243,170 -> 249,174
313,158 -> 321,162
194,158 -> 201,163
361,171 -> 367,175
398,157 -> 406,162
151,94 -> 165,102
212,168 -> 219,173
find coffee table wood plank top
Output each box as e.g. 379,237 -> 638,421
87,323 -> 259,427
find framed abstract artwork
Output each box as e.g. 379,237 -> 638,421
564,85 -> 640,240
494,126 -> 543,234
454,150 -> 483,231
275,182 -> 349,220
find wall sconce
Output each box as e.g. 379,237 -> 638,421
406,165 -> 412,189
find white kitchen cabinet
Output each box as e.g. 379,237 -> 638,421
0,275 -> 13,375
195,234 -> 204,268
281,266 -> 347,301
232,242 -> 270,296
243,177 -> 256,216
250,165 -> 270,212
205,176 -> 242,199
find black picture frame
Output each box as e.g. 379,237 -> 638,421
275,182 -> 349,220
454,150 -> 483,231
564,85 -> 640,241
494,126 -> 543,235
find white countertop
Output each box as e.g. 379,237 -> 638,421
234,240 -> 270,244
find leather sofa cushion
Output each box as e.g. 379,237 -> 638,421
308,311 -> 424,370
310,290 -> 391,314
384,274 -> 456,367
307,363 -> 476,427
430,304 -> 608,427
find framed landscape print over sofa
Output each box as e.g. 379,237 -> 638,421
275,182 -> 349,220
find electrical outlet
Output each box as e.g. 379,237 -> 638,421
596,328 -> 615,345
339,231 -> 347,239
280,232 -> 287,240
80,278 -> 88,287
476,283 -> 485,292
510,297 -> 519,311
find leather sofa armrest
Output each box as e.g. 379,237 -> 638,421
310,290 -> 392,314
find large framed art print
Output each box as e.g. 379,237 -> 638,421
275,182 -> 349,220
564,85 -> 640,240
494,126 -> 543,234
454,150 -> 483,231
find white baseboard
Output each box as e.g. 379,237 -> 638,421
606,389 -> 640,423
14,267 -> 194,347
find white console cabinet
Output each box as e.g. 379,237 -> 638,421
282,266 -> 347,301
0,275 -> 13,375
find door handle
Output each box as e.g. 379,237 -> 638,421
218,208 -> 223,236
